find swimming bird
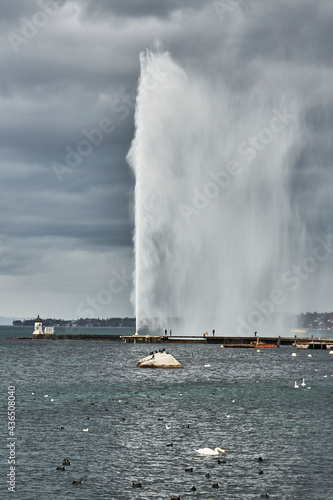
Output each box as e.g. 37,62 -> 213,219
301,379 -> 306,386
166,424 -> 171,430
195,447 -> 226,456
294,381 -> 299,388
82,428 -> 89,432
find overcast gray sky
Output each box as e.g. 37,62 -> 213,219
0,0 -> 332,322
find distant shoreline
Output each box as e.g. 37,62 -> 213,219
9,311 -> 333,331
12,317 -> 136,328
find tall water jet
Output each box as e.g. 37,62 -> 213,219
128,49 -> 303,335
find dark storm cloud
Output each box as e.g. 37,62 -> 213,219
238,1 -> 333,66
0,0 -> 332,317
0,0 -> 42,22
82,0 -> 212,20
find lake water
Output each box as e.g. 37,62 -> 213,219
0,326 -> 332,499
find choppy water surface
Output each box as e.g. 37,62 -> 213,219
0,327 -> 332,499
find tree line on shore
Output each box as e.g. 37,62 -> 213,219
298,312 -> 333,330
13,317 -> 136,327
12,312 -> 333,330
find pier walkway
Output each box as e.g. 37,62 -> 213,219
11,333 -> 333,349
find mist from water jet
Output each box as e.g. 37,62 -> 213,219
127,50 -> 303,335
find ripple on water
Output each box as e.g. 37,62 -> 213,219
1,338 -> 332,499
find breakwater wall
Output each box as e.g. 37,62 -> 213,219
16,334 -> 122,341
11,334 -> 333,348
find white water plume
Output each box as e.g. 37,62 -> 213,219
127,50 -> 303,335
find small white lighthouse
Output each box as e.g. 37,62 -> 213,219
32,315 -> 54,336
33,315 -> 43,336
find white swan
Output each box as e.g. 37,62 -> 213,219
301,378 -> 306,386
195,447 -> 226,456
294,381 -> 299,388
